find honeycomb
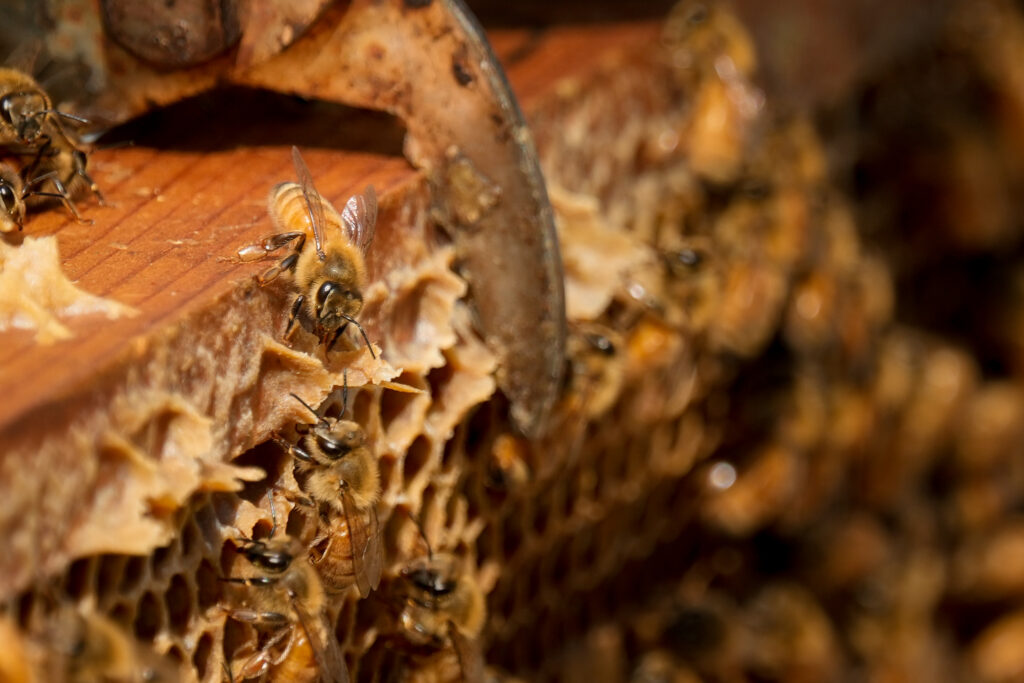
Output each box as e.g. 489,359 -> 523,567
6,0 -> 1024,681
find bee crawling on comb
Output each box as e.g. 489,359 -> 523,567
238,146 -> 378,357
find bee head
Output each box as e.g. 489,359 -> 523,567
242,541 -> 293,573
403,554 -> 461,605
1,92 -> 47,142
406,566 -> 456,601
312,420 -> 365,460
314,280 -> 363,331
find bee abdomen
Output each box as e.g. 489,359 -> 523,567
268,182 -> 344,237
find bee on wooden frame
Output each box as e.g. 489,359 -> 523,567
22,135 -> 105,220
238,146 -> 378,355
280,380 -> 383,597
222,534 -> 350,682
0,66 -> 79,146
1,158 -> 97,232
0,67 -> 101,218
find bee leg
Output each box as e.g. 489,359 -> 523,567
71,159 -> 105,206
220,577 -> 281,590
238,231 -> 306,262
226,607 -> 290,626
275,435 -> 314,464
235,626 -> 295,679
341,314 -> 377,359
46,175 -> 93,224
325,324 -> 347,353
271,483 -> 316,509
270,431 -> 298,455
235,650 -> 272,680
284,294 -> 304,338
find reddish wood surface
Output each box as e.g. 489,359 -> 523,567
0,20 -> 660,439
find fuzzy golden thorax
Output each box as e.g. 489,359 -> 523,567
297,418 -> 380,513
295,239 -> 367,339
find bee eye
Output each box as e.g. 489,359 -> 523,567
0,97 -> 13,125
674,249 -> 702,267
0,184 -> 14,210
410,568 -> 455,596
317,435 -> 346,458
586,333 -> 615,355
316,281 -> 339,305
253,551 -> 291,570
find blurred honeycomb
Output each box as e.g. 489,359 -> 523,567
7,0 -> 1024,681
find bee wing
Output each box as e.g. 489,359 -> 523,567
3,39 -> 42,74
341,185 -> 377,253
292,146 -> 328,261
449,622 -> 485,683
292,598 -> 351,683
340,488 -> 382,598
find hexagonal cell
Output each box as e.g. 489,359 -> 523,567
192,630 -> 215,681
164,573 -> 194,634
134,591 -> 165,641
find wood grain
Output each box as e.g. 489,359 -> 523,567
0,20 -> 660,593
0,21 -> 658,438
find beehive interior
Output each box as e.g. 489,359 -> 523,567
6,1 -> 1024,681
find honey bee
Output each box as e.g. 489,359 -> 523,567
238,146 -> 377,354
222,536 -> 351,682
1,157 -> 98,231
23,135 -> 104,219
282,387 -> 383,597
395,551 -> 487,682
485,433 -> 531,493
0,67 -> 99,219
0,66 -> 59,145
564,323 -> 625,420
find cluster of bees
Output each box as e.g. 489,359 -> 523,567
13,0 -> 1024,681
0,66 -> 102,233
492,2 -> 1024,681
1,143 -> 486,680
212,148 -> 489,682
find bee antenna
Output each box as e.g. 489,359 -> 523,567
42,109 -> 90,125
340,370 -> 349,419
266,489 -> 278,539
289,393 -> 327,425
234,531 -> 257,550
341,314 -> 376,359
23,170 -> 57,191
